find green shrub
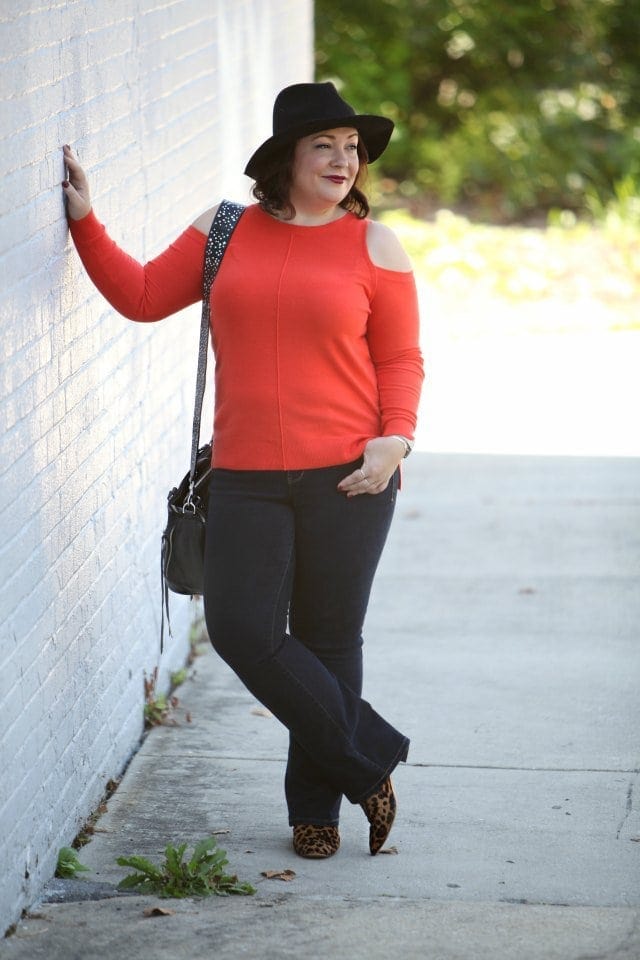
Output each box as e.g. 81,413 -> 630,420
316,0 -> 640,221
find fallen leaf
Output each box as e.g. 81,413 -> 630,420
211,829 -> 230,836
251,707 -> 273,718
143,907 -> 175,917
518,587 -> 536,595
185,711 -> 192,723
261,869 -> 296,882
630,837 -> 640,843
378,846 -> 398,855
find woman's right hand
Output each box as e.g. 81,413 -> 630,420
62,144 -> 92,220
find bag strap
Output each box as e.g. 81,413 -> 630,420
162,200 -> 244,651
188,200 -> 245,495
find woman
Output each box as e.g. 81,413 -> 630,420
62,82 -> 424,860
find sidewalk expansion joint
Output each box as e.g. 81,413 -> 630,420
139,751 -> 639,775
409,762 -> 640,774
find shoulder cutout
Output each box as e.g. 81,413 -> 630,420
366,220 -> 412,271
192,203 -> 221,237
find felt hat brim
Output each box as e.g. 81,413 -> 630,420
243,89 -> 394,180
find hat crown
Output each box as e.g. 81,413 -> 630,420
272,82 -> 356,136
243,82 -> 393,179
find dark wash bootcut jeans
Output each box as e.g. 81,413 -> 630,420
203,458 -> 410,826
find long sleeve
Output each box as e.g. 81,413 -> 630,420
68,210 -> 207,321
366,267 -> 424,438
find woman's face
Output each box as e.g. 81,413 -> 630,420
289,127 -> 360,209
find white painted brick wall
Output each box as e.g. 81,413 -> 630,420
0,0 -> 312,932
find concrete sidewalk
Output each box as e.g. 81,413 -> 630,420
3,451 -> 639,960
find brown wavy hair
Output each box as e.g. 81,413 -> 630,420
251,138 -> 370,220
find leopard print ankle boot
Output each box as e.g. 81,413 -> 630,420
360,777 -> 396,855
292,824 -> 340,859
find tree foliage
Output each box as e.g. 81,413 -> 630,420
315,0 -> 640,220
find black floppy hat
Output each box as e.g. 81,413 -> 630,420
244,82 -> 394,180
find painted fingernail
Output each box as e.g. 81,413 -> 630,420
62,180 -> 69,188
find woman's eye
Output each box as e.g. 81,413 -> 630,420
313,141 -> 358,152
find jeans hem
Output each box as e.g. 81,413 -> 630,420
352,736 -> 410,806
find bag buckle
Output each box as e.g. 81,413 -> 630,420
183,482 -> 197,514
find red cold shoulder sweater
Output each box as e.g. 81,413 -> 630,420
69,204 -> 424,470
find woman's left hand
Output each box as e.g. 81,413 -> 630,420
337,436 -> 406,498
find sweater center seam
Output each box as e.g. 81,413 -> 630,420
275,233 -> 294,470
